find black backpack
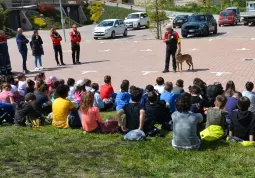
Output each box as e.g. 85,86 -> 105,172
0,108 -> 14,126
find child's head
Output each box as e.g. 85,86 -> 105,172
17,73 -> 26,81
59,79 -> 65,85
48,76 -> 58,84
156,77 -> 164,85
237,96 -> 251,111
164,82 -> 173,92
122,79 -> 130,88
147,91 -> 157,103
27,79 -> 35,88
84,79 -> 92,87
36,79 -> 48,94
145,85 -> 154,93
131,88 -> 142,103
76,79 -> 85,92
38,72 -> 46,81
175,93 -> 191,113
189,85 -> 201,95
53,80 -> 60,90
129,85 -> 136,93
67,78 -> 75,87
56,84 -> 69,98
2,83 -> 11,91
176,79 -> 184,88
25,93 -> 36,104
225,80 -> 235,92
233,92 -> 242,99
121,82 -> 129,92
214,95 -> 227,109
91,83 -> 99,92
104,75 -> 111,84
6,76 -> 15,85
245,82 -> 254,92
80,91 -> 94,113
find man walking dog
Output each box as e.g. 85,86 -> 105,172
162,24 -> 181,73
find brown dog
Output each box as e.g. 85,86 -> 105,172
175,53 -> 194,72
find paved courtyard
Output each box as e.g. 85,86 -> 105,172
8,24 -> 255,92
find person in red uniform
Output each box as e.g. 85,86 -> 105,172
162,24 -> 181,73
50,27 -> 65,66
70,24 -> 81,65
0,30 -> 12,75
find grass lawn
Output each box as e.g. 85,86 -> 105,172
1,111 -> 255,177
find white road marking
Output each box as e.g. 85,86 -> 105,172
209,39 -> 213,41
251,38 -> 255,41
211,72 -> 232,76
236,48 -> 249,51
140,49 -> 152,52
63,50 -> 72,53
81,71 -> 97,74
100,41 -> 104,43
99,49 -> 110,52
134,41 -> 138,43
191,48 -> 199,51
141,71 -> 158,75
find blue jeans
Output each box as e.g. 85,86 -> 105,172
19,50 -> 27,70
34,56 -> 42,68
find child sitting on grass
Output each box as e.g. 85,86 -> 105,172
26,79 -> 35,93
116,81 -> 130,111
229,96 -> 255,142
84,79 -> 92,92
154,77 -> 165,94
73,79 -> 86,104
100,75 -> 115,109
67,78 -> 75,100
17,73 -> 27,97
205,95 -> 228,129
117,88 -> 145,132
91,83 -> 104,110
0,83 -> 16,106
52,85 -> 77,128
80,92 -> 103,132
14,93 -> 42,126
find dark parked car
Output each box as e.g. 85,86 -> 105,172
173,15 -> 189,28
181,14 -> 218,38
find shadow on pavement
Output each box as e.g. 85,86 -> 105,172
186,68 -> 210,72
183,32 -> 226,39
82,60 -> 110,64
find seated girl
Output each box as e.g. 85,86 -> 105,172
73,79 -> 86,104
0,83 -> 16,106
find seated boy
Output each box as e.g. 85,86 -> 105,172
225,92 -> 242,125
172,79 -> 185,94
52,85 -> 77,128
117,88 -> 145,132
206,95 -> 228,129
116,82 -> 130,111
242,82 -> 255,112
14,93 -> 42,126
154,77 -> 165,94
145,91 -> 171,132
229,96 -> 255,142
100,75 -> 115,109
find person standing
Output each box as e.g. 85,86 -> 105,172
70,24 -> 81,65
16,28 -> 30,74
31,30 -> 44,70
0,30 -> 12,75
162,24 -> 181,73
50,27 -> 65,66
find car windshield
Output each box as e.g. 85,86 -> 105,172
227,8 -> 237,14
98,21 -> 114,27
127,14 -> 140,19
188,15 -> 207,22
220,11 -> 232,16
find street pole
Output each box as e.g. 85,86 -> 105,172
155,0 -> 160,39
59,0 -> 66,42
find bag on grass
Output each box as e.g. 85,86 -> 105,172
200,125 -> 224,141
68,112 -> 82,129
124,129 -> 146,141
98,119 -> 118,133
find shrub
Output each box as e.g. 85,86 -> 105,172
31,17 -> 47,28
40,14 -> 44,17
90,1 -> 103,23
38,4 -> 54,16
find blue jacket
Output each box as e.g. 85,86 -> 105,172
160,91 -> 181,113
16,34 -> 29,51
116,92 -> 131,111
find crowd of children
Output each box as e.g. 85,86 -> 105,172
1,73 -> 255,149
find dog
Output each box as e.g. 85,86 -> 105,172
175,53 -> 194,72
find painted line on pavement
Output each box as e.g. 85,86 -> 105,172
141,71 -> 158,75
211,72 -> 232,76
81,71 -> 97,74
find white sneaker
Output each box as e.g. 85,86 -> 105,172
35,67 -> 39,70
39,66 -> 44,70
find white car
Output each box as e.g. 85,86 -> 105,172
124,12 -> 150,29
93,19 -> 128,39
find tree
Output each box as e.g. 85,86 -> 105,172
0,2 -> 9,30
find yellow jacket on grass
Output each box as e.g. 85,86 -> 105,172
200,125 -> 224,141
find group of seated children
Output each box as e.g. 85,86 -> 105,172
1,73 -> 255,149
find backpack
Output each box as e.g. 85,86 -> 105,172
0,108 -> 14,126
206,84 -> 224,106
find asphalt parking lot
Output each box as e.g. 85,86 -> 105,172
8,23 -> 255,91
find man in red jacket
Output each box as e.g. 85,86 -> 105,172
0,30 -> 12,75
50,27 -> 65,66
70,24 -> 81,65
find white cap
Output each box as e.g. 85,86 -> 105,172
166,24 -> 173,29
77,79 -> 85,86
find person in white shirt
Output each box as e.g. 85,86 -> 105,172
17,73 -> 27,96
67,78 -> 76,100
154,77 -> 165,94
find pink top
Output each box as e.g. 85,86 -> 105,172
0,91 -> 13,103
73,91 -> 86,103
80,107 -> 103,132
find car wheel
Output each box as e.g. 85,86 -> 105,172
173,25 -> 176,28
204,27 -> 209,36
111,31 -> 115,39
146,22 -> 150,28
182,34 -> 187,38
213,25 -> 217,34
136,23 -> 141,30
218,24 -> 221,27
123,29 -> 127,36
94,37 -> 98,40
244,22 -> 248,26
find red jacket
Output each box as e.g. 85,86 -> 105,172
50,33 -> 62,46
0,36 -> 7,43
70,30 -> 81,44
